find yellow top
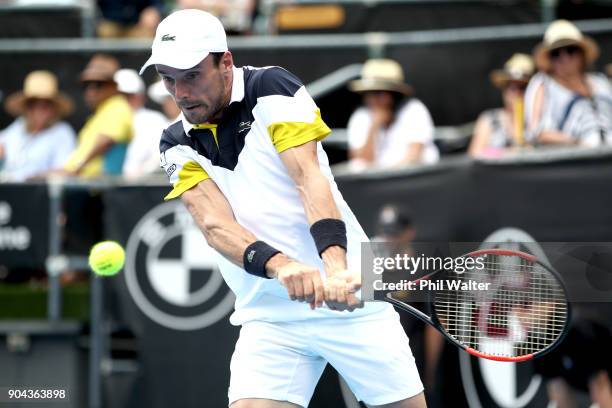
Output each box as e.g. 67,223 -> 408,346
65,95 -> 133,177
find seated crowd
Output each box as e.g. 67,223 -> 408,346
0,54 -> 176,182
0,19 -> 611,180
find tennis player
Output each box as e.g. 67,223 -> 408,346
140,9 -> 426,408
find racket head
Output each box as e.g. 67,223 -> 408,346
428,249 -> 570,362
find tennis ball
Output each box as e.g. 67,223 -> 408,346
88,241 -> 125,276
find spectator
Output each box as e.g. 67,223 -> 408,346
176,0 -> 255,34
64,54 -> 133,177
534,315 -> 612,408
468,53 -> 535,157
525,20 -> 612,146
97,0 -> 163,38
114,69 -> 168,179
0,71 -> 75,181
347,59 -> 439,170
372,205 -> 444,394
148,80 -> 181,122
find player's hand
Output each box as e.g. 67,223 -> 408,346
266,255 -> 324,309
324,270 -> 363,312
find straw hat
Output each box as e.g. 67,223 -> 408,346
80,54 -> 120,83
349,59 -> 412,95
4,70 -> 74,118
490,53 -> 535,88
533,19 -> 599,72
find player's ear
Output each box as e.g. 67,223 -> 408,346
221,51 -> 233,73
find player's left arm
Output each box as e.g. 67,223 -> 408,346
280,142 -> 362,310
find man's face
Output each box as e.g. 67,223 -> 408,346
83,81 -> 116,110
156,54 -> 231,124
24,98 -> 57,132
364,90 -> 394,111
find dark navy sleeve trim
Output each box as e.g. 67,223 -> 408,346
256,67 -> 303,99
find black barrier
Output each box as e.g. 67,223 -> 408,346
101,187 -> 239,408
0,183 -> 49,268
1,149 -> 612,407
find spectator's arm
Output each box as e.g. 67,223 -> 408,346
0,130 -> 6,160
529,83 -> 575,145
71,134 -> 116,175
349,109 -> 392,164
468,113 -> 492,157
403,142 -> 425,164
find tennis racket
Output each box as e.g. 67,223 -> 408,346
379,248 -> 570,362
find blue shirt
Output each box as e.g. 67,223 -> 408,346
0,118 -> 76,181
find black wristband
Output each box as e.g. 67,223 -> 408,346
243,241 -> 280,279
309,218 -> 347,256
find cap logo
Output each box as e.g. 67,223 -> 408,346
161,34 -> 176,42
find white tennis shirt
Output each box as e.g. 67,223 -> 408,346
160,66 -> 389,324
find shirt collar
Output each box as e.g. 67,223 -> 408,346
181,66 -> 245,136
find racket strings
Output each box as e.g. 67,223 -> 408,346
433,253 -> 568,358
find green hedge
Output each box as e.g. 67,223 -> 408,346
0,283 -> 90,321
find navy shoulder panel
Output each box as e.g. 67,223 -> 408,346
160,120 -> 189,154
243,67 -> 303,102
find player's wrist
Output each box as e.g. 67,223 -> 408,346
243,240 -> 281,279
264,252 -> 292,279
321,245 -> 347,276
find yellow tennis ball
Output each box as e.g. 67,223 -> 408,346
88,241 -> 125,276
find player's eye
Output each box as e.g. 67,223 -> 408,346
161,76 -> 174,84
185,72 -> 200,81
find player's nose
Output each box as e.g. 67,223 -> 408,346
174,79 -> 191,100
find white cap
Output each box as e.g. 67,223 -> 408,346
148,80 -> 171,105
139,9 -> 228,75
114,69 -> 145,94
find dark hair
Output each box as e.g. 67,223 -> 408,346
391,92 -> 406,114
210,52 -> 225,66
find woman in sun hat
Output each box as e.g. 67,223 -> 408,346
469,53 -> 535,157
524,19 -> 612,146
0,70 -> 76,181
347,58 -> 439,170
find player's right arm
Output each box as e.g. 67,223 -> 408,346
180,180 -> 325,308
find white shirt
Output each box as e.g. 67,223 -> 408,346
160,66 -> 390,324
524,72 -> 612,145
0,118 -> 75,181
347,99 -> 439,168
122,107 -> 170,178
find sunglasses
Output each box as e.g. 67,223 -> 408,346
25,98 -> 55,109
505,82 -> 527,92
81,81 -> 107,90
550,45 -> 581,60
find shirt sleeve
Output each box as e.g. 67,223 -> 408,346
252,67 -> 331,153
396,99 -> 434,144
346,108 -> 370,150
96,97 -> 133,143
160,130 -> 210,201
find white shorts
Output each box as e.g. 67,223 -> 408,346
228,306 -> 424,407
